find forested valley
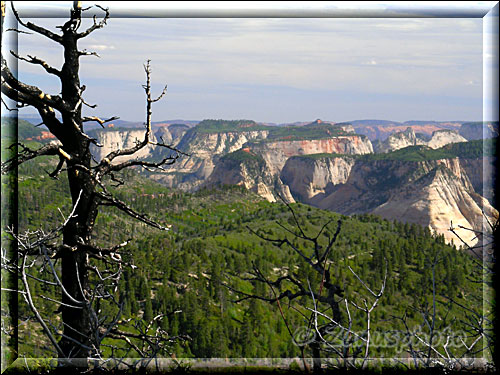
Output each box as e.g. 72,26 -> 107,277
15,143 -> 487,362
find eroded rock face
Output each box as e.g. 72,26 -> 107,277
427,130 -> 467,149
155,127 -> 173,145
172,129 -> 270,182
374,127 -> 426,153
371,167 -> 496,246
283,155 -> 497,245
280,156 -> 355,202
155,125 -> 189,147
90,128 -> 157,163
203,134 -> 372,201
459,156 -> 497,206
203,151 -> 295,203
155,125 -> 373,193
167,124 -> 189,144
375,127 -> 467,153
249,136 -> 372,175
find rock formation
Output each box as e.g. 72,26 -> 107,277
281,154 -> 497,245
204,149 -> 294,203
86,119 -> 496,246
374,127 -> 427,153
280,155 -> 355,203
427,130 -> 468,149
374,127 -> 467,153
89,128 -> 158,163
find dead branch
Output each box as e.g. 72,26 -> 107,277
10,2 -> 63,43
1,141 -> 61,174
82,116 -> 119,128
77,4 -> 110,39
10,50 -> 61,77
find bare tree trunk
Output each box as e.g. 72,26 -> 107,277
311,342 -> 322,373
2,1 -> 183,362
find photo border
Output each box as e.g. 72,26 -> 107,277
1,1 -> 498,373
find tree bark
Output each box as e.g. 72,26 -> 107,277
2,2 -> 178,360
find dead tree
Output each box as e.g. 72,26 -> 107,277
1,1 -> 186,362
224,198 -> 387,372
391,216 -> 497,372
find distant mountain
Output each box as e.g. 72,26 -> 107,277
105,119 -> 200,129
12,114 -> 478,141
13,114 -> 199,131
348,119 -> 402,127
459,121 -> 499,140
349,120 -> 466,141
11,113 -> 495,245
88,119 -> 372,195
153,120 -> 199,127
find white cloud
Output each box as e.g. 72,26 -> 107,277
362,59 -> 378,66
9,11 -> 484,121
87,44 -> 116,51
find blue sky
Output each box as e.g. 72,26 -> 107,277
4,2 -> 498,123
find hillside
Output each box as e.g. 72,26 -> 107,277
348,119 -> 464,141
280,141 -> 497,244
80,119 -> 496,244
132,119 -> 372,195
1,117 -> 46,141
15,154 -> 489,361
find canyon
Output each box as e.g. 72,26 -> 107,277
87,119 -> 498,245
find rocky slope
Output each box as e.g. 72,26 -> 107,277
155,126 -> 271,190
370,166 -> 495,246
374,127 -> 427,153
281,153 -> 497,245
349,120 -> 463,141
86,119 -> 495,246
202,137 -> 371,203
246,136 -> 372,176
149,119 -> 373,191
89,124 -> 189,164
155,123 -> 189,146
458,156 -> 497,207
427,130 -> 468,149
89,128 -> 158,163
203,149 -> 294,203
374,127 -> 467,153
280,155 -> 356,202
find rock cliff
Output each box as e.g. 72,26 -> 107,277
459,156 -> 497,206
203,149 -> 294,203
374,127 -> 427,153
87,120 -> 496,246
375,127 -> 467,153
203,133 -> 372,200
427,130 -> 468,149
152,119 -> 372,192
280,155 -> 355,203
282,154 -> 497,245
155,124 -> 189,147
370,166 -> 496,246
247,136 -> 372,176
89,128 -> 158,163
158,128 -> 271,190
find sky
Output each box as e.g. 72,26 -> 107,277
4,2 -> 498,124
